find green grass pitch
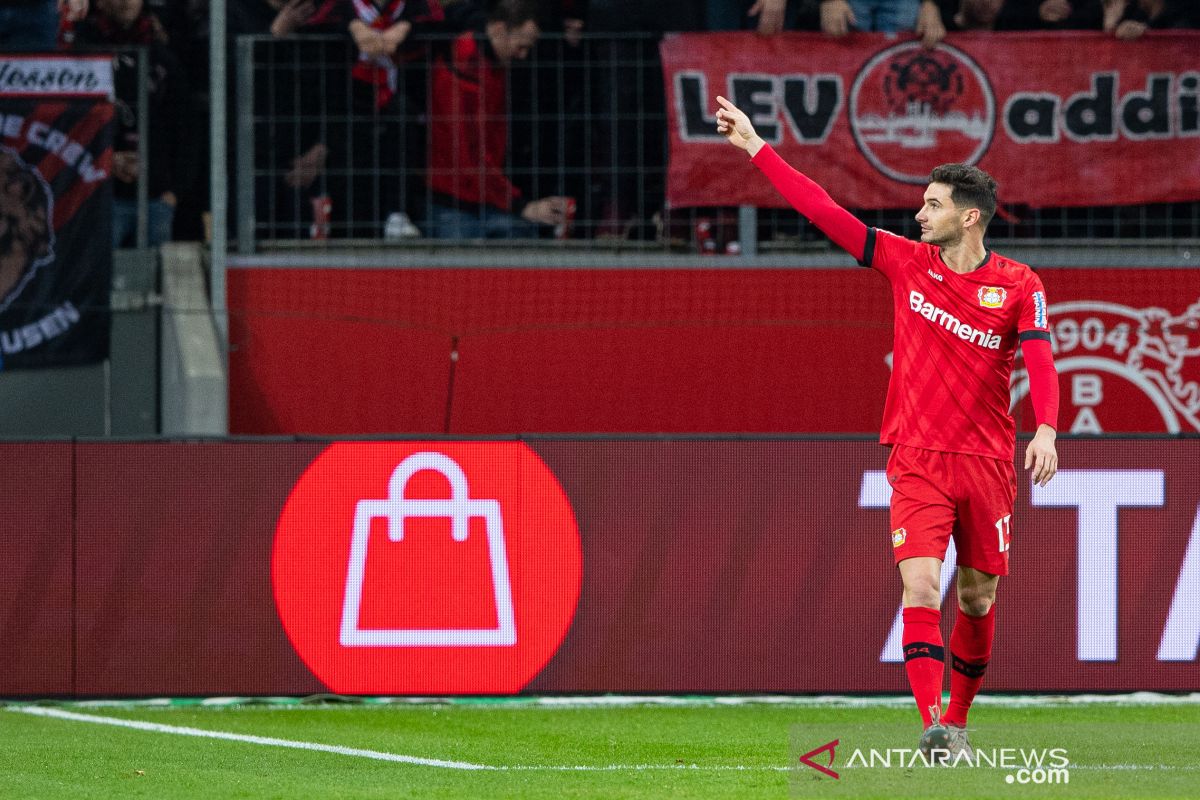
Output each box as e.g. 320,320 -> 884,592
1,697 -> 1196,799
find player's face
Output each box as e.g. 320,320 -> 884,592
915,183 -> 965,246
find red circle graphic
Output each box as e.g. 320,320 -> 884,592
272,442 -> 582,694
849,42 -> 995,184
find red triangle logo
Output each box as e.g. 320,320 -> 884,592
798,739 -> 840,779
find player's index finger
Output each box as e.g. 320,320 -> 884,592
716,95 -> 735,111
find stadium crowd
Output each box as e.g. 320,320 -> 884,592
0,0 -> 1196,244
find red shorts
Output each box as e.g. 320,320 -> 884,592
887,444 -> 1016,576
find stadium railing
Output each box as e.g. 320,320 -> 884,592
232,32 -> 1200,254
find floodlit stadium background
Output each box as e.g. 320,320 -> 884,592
1,9 -> 1198,702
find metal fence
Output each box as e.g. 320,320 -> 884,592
233,32 -> 1200,253
235,32 -> 676,249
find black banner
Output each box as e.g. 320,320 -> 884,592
0,55 -> 113,370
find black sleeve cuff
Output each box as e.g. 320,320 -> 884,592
1019,331 -> 1053,343
858,227 -> 876,268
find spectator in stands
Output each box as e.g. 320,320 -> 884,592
994,0 -> 1105,30
706,0 -> 819,33
143,0 -> 192,48
227,1 -> 346,240
73,0 -> 190,247
527,0 -> 588,54
227,1 -> 328,74
820,0 -> 946,46
219,0 -> 316,60
140,0 -> 204,240
0,0 -> 86,51
342,0 -> 445,239
934,0 -> 1108,30
559,0 -> 585,44
937,0 -> 1003,30
583,0 -> 703,239
229,0 -> 336,190
505,0 -> 590,231
425,0 -> 571,238
1109,0 -> 1200,37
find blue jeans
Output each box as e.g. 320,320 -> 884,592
0,1 -> 59,51
848,0 -> 921,33
112,198 -> 175,248
427,204 -> 540,240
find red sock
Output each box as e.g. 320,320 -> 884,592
943,604 -> 995,728
902,606 -> 944,728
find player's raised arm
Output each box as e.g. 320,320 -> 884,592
715,95 -> 870,263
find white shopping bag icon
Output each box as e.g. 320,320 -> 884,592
339,452 -> 517,647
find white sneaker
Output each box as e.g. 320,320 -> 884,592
918,705 -> 951,766
384,211 -> 421,240
919,723 -> 951,765
946,725 -> 975,762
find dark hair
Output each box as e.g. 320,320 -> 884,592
929,163 -> 998,229
488,0 -> 539,26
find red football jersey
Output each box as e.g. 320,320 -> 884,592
864,229 -> 1051,460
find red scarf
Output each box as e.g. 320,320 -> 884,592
350,0 -> 409,108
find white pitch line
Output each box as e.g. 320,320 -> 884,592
9,706 -> 788,773
503,765 -> 790,772
10,706 -> 493,771
12,706 -> 1196,776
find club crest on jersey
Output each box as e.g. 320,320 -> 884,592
892,528 -> 907,547
978,286 -> 1007,309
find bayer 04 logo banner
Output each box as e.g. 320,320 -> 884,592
0,55 -> 113,371
663,31 -> 1200,210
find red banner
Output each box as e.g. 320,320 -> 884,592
661,31 -> 1200,209
228,266 -> 1200,436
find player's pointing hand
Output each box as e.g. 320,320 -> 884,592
715,96 -> 766,156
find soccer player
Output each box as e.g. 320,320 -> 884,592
714,95 -> 1060,760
